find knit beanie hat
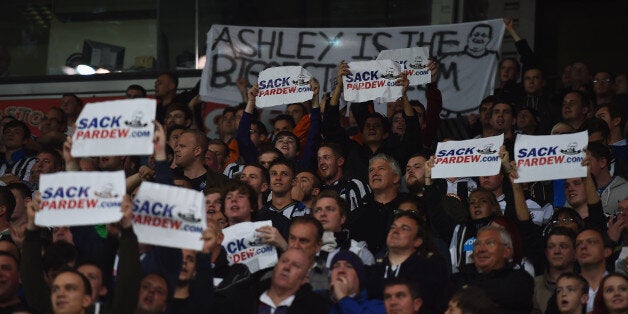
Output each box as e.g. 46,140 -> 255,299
330,250 -> 365,288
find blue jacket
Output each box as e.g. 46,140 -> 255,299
329,290 -> 385,314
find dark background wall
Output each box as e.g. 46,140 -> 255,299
535,0 -> 627,85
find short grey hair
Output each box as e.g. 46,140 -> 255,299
369,153 -> 401,178
477,225 -> 513,259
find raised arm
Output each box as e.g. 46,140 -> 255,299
152,121 -> 174,186
397,73 -> 414,117
297,79 -> 322,171
21,193 -> 53,314
582,150 -> 601,205
63,136 -> 80,171
330,60 -> 350,107
501,146 -> 530,221
423,59 -> 443,148
236,77 -> 249,103
504,17 -> 538,69
109,194 -> 141,313
237,85 -> 260,164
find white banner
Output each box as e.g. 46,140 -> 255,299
221,221 -> 278,273
377,47 -> 431,86
132,182 -> 205,251
36,171 -> 125,227
342,60 -> 401,103
514,132 -> 588,183
256,66 -> 313,108
72,99 -> 155,157
432,134 -> 503,178
200,20 -> 504,116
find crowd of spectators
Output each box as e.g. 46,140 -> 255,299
0,18 -> 627,314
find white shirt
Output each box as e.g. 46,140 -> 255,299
259,291 -> 295,313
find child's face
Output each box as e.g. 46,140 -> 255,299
557,278 -> 587,313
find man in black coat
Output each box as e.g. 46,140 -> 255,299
451,225 -> 534,314
212,248 -> 328,314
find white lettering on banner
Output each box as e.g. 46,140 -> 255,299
514,131 -> 588,183
200,20 -> 505,116
431,134 -> 503,179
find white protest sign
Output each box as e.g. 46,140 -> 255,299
514,132 -> 588,183
256,66 -> 313,108
377,47 -> 431,86
343,60 -> 402,103
201,20 -> 504,116
132,182 -> 205,251
221,221 -> 278,273
431,134 -> 503,179
72,98 -> 155,157
36,171 -> 125,227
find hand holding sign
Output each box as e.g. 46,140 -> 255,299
255,225 -> 288,251
424,156 -> 435,186
396,73 -> 410,95
311,79 -> 320,109
120,194 -> 134,229
153,120 -> 167,162
26,192 -> 41,231
201,220 -> 222,254
427,59 -> 439,83
63,136 -> 79,171
337,60 -> 350,85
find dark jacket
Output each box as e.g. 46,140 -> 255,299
21,228 -> 141,314
347,193 -> 406,254
212,278 -> 329,314
366,252 -> 450,314
451,265 -> 534,314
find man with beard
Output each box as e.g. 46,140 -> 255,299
317,143 -> 370,212
173,249 -> 196,309
404,154 -> 427,197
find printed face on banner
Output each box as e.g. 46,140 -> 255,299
71,98 -> 155,157
343,60 -> 402,103
132,182 -> 205,251
431,134 -> 503,179
221,221 -> 278,273
200,20 -> 505,116
36,171 -> 125,227
377,47 -> 431,86
256,66 -> 314,108
514,131 -> 588,183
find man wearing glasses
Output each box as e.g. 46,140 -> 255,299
451,225 -> 534,313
